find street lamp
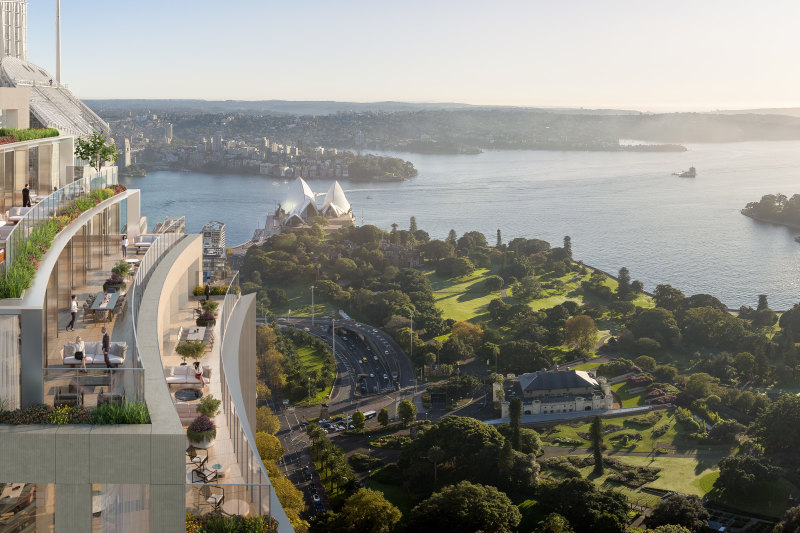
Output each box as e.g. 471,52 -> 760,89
308,376 -> 311,405
310,284 -> 316,327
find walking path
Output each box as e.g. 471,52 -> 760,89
484,405 -> 651,425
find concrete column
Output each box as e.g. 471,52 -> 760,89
20,308 -> 43,407
55,483 -> 91,533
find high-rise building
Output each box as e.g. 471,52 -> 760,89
0,8 -> 292,532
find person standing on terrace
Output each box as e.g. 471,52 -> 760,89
204,283 -> 211,301
121,234 -> 128,258
22,184 -> 30,207
101,327 -> 111,368
66,295 -> 78,331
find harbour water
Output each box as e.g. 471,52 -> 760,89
121,141 -> 800,309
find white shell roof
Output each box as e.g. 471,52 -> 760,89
283,177 -> 318,219
321,181 -> 351,217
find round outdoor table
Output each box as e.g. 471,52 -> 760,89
125,258 -> 140,264
222,499 -> 250,516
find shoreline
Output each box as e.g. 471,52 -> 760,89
741,211 -> 800,232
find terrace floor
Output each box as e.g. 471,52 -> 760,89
163,297 -> 262,517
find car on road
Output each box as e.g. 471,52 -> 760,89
373,355 -> 378,361
313,494 -> 322,510
360,383 -> 367,394
369,373 -> 374,378
384,350 -> 389,355
309,482 -> 317,494
362,357 -> 368,363
383,373 -> 389,380
304,466 -> 312,481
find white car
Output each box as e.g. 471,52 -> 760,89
369,373 -> 374,378
384,350 -> 389,355
383,373 -> 389,380
373,355 -> 378,361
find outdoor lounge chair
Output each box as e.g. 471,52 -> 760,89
186,446 -> 207,469
191,465 -> 218,484
200,485 -> 224,513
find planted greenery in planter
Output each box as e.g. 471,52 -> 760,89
0,401 -> 150,425
193,285 -> 237,297
111,260 -> 132,278
0,186 -> 124,298
186,512 -> 278,533
175,340 -> 206,365
201,299 -> 219,314
0,127 -> 59,142
186,414 -> 216,448
197,394 -> 221,418
102,273 -> 126,292
196,311 -> 216,327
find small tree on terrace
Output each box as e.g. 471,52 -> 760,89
509,397 -> 522,450
75,131 -> 118,172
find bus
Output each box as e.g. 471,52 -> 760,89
363,410 -> 377,420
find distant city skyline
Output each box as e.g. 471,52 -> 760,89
24,0 -> 800,111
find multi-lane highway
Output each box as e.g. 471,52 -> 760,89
282,316 -> 416,405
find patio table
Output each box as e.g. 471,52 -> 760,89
91,292 -> 120,310
187,326 -> 206,342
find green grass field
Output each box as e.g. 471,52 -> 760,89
541,411 -> 734,454
364,478 -> 417,523
611,382 -> 648,408
271,282 -> 336,318
291,345 -> 335,406
427,268 -> 502,322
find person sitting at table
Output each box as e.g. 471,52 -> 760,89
193,361 -> 205,384
74,336 -> 87,372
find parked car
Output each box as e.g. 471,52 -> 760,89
304,466 -> 312,481
373,355 -> 378,361
313,494 -> 323,510
309,482 -> 317,494
369,373 -> 374,378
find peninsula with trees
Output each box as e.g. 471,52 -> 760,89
742,193 -> 800,230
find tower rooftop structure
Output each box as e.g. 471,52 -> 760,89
0,56 -> 110,137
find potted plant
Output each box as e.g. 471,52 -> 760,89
197,394 -> 221,419
186,415 -> 216,448
196,311 -> 216,328
102,273 -> 126,293
111,260 -> 132,278
201,299 -> 219,315
175,340 -> 206,365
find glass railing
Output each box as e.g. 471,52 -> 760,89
128,232 -> 186,371
217,273 -> 285,522
185,483 -> 272,520
43,367 -> 144,408
2,166 -> 118,274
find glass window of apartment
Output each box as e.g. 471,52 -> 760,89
38,143 -> 52,195
0,314 -> 21,409
45,267 -> 58,367
0,483 -> 54,531
91,484 -> 149,533
27,145 -> 38,195
13,148 -> 25,206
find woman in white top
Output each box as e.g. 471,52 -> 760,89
121,235 -> 129,258
74,336 -> 87,371
193,361 -> 205,384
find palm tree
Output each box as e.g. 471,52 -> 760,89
428,445 -> 446,484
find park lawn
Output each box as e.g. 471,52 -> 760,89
571,362 -> 601,371
271,282 -> 336,318
427,268 -> 502,322
611,382 -> 647,408
605,455 -> 723,497
291,346 -> 334,406
364,478 -> 417,523
541,411 -> 732,454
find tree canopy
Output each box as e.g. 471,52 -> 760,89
409,481 -> 521,533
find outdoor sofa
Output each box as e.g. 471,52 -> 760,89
60,341 -> 127,367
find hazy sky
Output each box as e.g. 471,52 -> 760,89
24,1 -> 800,110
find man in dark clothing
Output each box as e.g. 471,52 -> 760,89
204,283 -> 211,301
101,327 -> 111,368
22,184 -> 31,207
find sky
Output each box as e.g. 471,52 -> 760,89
24,1 -> 800,111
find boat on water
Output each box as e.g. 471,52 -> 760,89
672,166 -> 696,178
